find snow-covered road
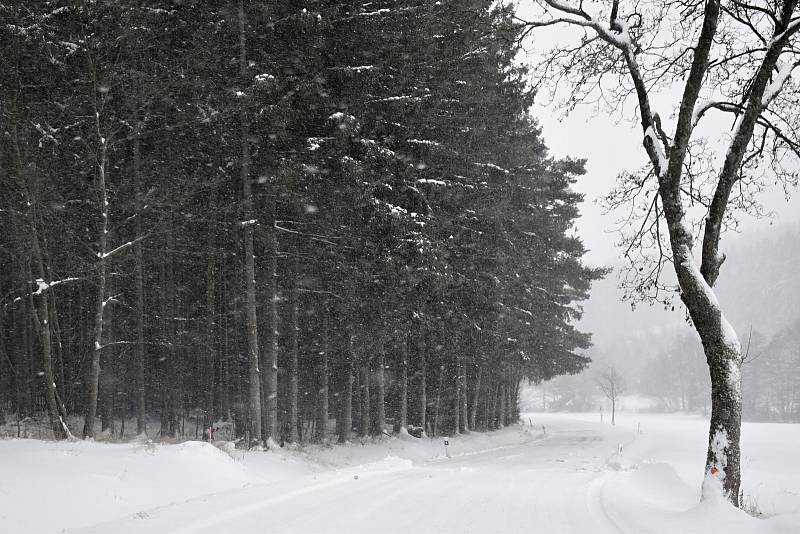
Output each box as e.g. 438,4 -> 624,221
73,419 -> 628,534
5,414 -> 799,533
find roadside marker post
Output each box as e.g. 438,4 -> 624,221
444,439 -> 451,458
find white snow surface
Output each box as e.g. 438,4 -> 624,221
2,413 -> 799,533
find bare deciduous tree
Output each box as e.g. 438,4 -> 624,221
597,366 -> 625,425
522,0 -> 800,506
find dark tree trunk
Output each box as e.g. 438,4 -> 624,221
417,333 -> 427,435
316,310 -> 329,442
469,367 -> 482,431
83,139 -> 109,439
338,333 -> 354,443
359,361 -> 370,438
133,120 -> 147,436
433,365 -> 444,436
397,340 -> 408,432
374,348 -> 385,437
287,265 -> 300,444
238,0 -> 262,446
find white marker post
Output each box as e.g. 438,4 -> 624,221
444,438 -> 451,458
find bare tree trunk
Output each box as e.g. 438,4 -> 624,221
373,347 -> 386,437
133,119 -> 147,436
418,333 -> 427,435
165,229 -> 178,438
359,360 -> 370,438
316,309 -> 329,442
469,367 -> 482,431
287,263 -> 299,444
238,0 -> 262,446
338,332 -> 354,443
397,340 -> 408,432
453,361 -> 461,435
459,359 -> 468,432
205,223 -> 217,431
262,218 -> 279,444
83,138 -> 109,439
28,256 -> 67,440
433,365 -> 444,437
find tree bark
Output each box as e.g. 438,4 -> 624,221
417,332 -> 427,435
316,309 -> 329,442
262,218 -> 279,444
287,264 -> 300,444
373,347 -> 386,437
469,366 -> 482,431
398,339 -> 408,431
433,365 -> 444,436
133,119 -> 147,436
83,138 -> 109,439
339,332 -> 354,443
238,0 -> 262,446
359,360 -> 370,438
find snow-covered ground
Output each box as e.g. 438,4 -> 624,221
2,413 -> 798,533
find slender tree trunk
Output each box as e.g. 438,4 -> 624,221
165,229 -> 178,438
28,258 -> 67,440
469,367 -> 482,431
418,333 -> 427,435
205,223 -> 217,431
373,347 -> 386,437
398,340 -> 408,432
287,263 -> 300,444
453,361 -> 461,435
100,294 -> 114,433
316,309 -> 329,442
359,360 -> 370,438
133,119 -> 147,436
433,365 -> 444,436
83,139 -> 109,439
339,332 -> 354,443
459,359 -> 468,433
262,218 -> 279,444
238,0 -> 262,446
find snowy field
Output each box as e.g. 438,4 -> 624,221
2,413 -> 799,534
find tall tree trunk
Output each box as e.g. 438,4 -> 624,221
397,339 -> 408,432
165,228 -> 178,438
133,119 -> 147,436
417,332 -> 427,436
83,138 -> 109,439
316,309 -> 329,442
338,332 -> 354,443
28,254 -> 67,439
433,365 -> 444,437
262,218 -> 279,444
287,270 -> 299,443
238,0 -> 262,446
459,358 -> 468,433
100,292 -> 114,433
359,360 -> 370,438
47,289 -> 68,421
469,366 -> 482,431
453,361 -> 461,435
205,221 -> 217,430
373,347 -> 385,437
